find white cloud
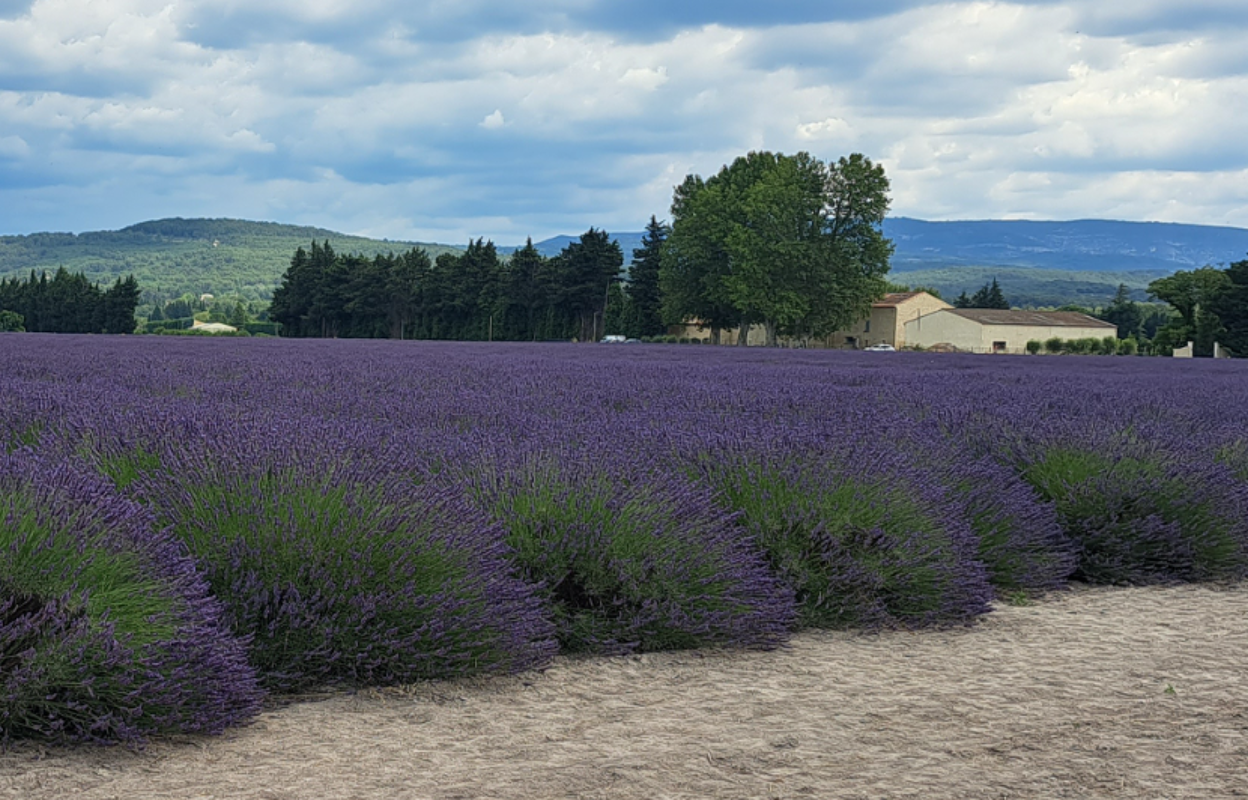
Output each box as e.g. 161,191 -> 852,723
2,1 -> 1248,239
796,117 -> 851,142
0,135 -> 29,158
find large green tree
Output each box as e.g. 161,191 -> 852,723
1148,267 -> 1230,356
660,151 -> 893,346
659,175 -> 742,343
1211,258 -> 1248,355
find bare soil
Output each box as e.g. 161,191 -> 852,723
3,584 -> 1247,799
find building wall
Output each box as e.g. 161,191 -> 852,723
903,312 -> 985,351
904,311 -> 1116,353
892,294 -> 953,348
975,324 -> 1117,354
827,293 -> 952,349
827,307 -> 897,348
666,322 -> 769,345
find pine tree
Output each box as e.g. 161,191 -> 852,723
557,229 -> 624,342
103,275 -> 141,334
627,216 -> 669,338
1100,283 -> 1142,339
228,302 -> 249,329
967,279 -> 1008,309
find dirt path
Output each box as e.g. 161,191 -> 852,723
3,584 -> 1247,799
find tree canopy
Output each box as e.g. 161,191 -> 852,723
660,151 -> 894,345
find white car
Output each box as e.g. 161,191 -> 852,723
864,343 -> 896,351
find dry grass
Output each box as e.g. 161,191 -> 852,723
3,584 -> 1247,799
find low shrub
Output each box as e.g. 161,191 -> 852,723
1044,337 -> 1064,354
139,465 -> 556,692
1021,447 -> 1248,584
0,452 -> 261,746
1025,340 -> 1042,355
473,462 -> 795,654
701,454 -> 993,629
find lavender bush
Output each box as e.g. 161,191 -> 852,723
895,424 -> 1076,593
1020,445 -> 1248,584
469,457 -> 795,654
137,457 -> 556,692
0,451 -> 261,746
696,443 -> 994,629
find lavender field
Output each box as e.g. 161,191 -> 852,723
3,334 -> 1247,746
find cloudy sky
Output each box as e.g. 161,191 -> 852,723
2,1 -> 1247,243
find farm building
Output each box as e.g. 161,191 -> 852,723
190,320 -> 238,334
826,291 -> 951,350
668,291 -> 953,348
903,309 -> 1117,354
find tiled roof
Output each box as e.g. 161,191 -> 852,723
872,292 -> 924,307
945,309 -> 1117,328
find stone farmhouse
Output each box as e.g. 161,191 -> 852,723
825,292 -> 952,350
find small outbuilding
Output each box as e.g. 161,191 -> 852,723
904,309 -> 1117,354
190,320 -> 238,334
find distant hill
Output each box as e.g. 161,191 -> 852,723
890,266 -> 1165,308
516,231 -> 647,262
882,218 -> 1248,307
0,218 -> 461,303
526,218 -> 1248,308
5,216 -> 1246,310
883,217 -> 1248,273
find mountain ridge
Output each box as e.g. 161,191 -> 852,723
3,216 -> 1246,308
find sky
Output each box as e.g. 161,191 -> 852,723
1,1 -> 1247,244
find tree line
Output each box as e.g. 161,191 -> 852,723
0,269 -> 140,334
267,150 -> 895,347
953,279 -> 1010,310
269,227 -> 668,342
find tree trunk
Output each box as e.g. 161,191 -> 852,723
765,320 -> 778,348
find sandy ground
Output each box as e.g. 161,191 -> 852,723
2,584 -> 1246,800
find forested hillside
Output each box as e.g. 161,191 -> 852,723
892,266 -> 1163,308
0,219 -> 460,305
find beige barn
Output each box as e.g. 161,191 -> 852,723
904,309 -> 1117,354
827,291 -> 952,349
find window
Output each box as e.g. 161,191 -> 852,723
992,341 -> 1007,353
864,320 -> 871,333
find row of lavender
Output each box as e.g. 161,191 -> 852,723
3,335 -> 1246,745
